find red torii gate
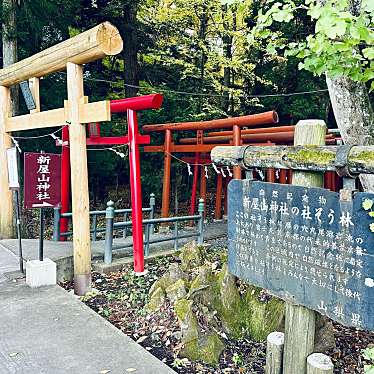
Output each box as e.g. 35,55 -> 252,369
142,112 -> 342,221
60,94 -> 163,274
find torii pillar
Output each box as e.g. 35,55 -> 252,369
0,22 -> 123,295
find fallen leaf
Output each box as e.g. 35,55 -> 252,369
136,336 -> 147,343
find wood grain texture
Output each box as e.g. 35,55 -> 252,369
67,63 -> 91,295
211,144 -> 374,174
283,120 -> 327,374
266,332 -> 284,374
0,86 -> 13,238
307,353 -> 334,374
5,100 -> 110,132
0,22 -> 123,86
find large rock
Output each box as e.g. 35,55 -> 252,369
242,287 -> 284,341
149,262 -> 187,298
174,298 -> 225,366
189,264 -> 284,341
174,299 -> 199,343
179,242 -> 205,272
314,315 -> 335,352
146,287 -> 165,312
166,279 -> 187,303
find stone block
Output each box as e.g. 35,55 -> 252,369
26,258 -> 56,288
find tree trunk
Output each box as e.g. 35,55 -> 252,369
321,0 -> 374,191
222,4 -> 232,113
123,2 -> 139,98
197,1 -> 208,111
2,0 -> 18,115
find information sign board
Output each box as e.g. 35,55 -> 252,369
6,147 -> 19,189
228,180 -> 374,330
24,152 -> 61,209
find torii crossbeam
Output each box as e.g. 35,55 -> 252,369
0,22 -> 123,295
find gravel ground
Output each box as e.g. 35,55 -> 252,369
61,238 -> 374,373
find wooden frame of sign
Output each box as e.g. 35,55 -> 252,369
0,22 -> 123,295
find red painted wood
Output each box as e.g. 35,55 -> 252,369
60,126 -> 70,241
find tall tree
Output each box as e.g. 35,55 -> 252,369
123,1 -> 140,97
2,0 -> 18,115
323,0 -> 374,191
248,0 -> 374,189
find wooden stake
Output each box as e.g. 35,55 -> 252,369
0,86 -> 13,238
307,353 -> 334,374
161,129 -> 172,219
66,62 -> 91,295
266,331 -> 284,374
283,119 -> 327,373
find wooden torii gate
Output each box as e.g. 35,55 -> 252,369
0,22 -> 123,295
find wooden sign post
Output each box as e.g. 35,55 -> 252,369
0,22 -> 123,295
283,120 -> 326,373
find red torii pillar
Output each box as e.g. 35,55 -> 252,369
60,94 -> 163,274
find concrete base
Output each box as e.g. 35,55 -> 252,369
26,258 -> 56,288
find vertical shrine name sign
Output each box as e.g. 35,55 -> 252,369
24,153 -> 61,209
228,180 -> 374,330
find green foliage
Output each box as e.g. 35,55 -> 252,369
361,198 -> 374,232
2,0 -> 334,210
249,0 -> 374,89
363,347 -> 374,373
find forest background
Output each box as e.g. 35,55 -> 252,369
2,0 -> 373,210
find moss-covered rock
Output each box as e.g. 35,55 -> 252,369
181,332 -> 225,366
189,264 -> 284,341
243,287 -> 284,341
179,242 -> 205,272
148,241 -> 285,366
146,287 -> 165,312
175,298 -> 199,343
175,298 -> 224,366
149,263 -> 187,298
187,265 -> 213,300
169,262 -> 187,283
166,279 -> 187,303
149,274 -> 172,298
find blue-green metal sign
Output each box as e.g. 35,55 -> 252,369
228,180 -> 374,330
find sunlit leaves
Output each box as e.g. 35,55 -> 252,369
362,198 -> 373,211
247,0 -> 374,88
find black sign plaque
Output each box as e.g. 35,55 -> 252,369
20,81 -> 36,111
228,180 -> 374,330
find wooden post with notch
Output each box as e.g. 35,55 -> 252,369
282,119 -> 327,373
